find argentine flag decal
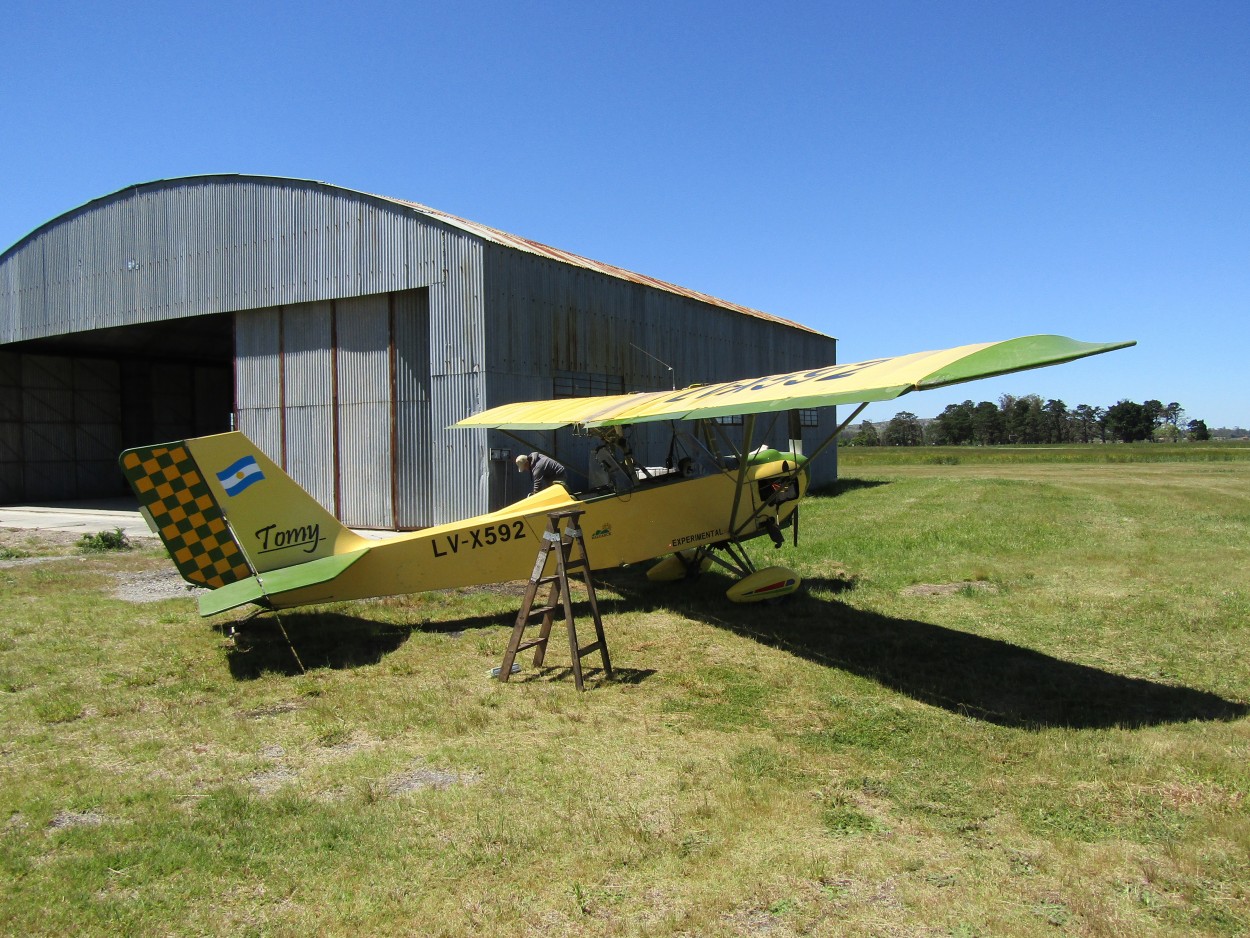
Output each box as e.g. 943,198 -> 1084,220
216,455 -> 265,496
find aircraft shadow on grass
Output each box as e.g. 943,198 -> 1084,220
212,605 -> 654,687
214,571 -> 1245,731
653,573 -> 1248,731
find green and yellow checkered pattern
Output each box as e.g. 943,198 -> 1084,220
120,443 -> 253,589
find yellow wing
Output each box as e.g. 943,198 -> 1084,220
454,335 -> 1135,430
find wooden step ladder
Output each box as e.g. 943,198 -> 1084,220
497,509 -> 612,691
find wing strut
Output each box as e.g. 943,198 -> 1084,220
727,413 -> 756,534
804,402 -> 870,466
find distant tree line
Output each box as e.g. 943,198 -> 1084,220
844,396 -> 1214,446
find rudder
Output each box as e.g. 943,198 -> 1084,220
120,441 -> 254,589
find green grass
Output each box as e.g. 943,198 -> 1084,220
1,451 -> 1248,936
836,439 -> 1250,468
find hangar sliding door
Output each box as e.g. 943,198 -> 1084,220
234,289 -> 434,530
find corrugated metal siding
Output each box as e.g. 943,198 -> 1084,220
481,244 -> 840,489
284,404 -> 337,512
424,232 -> 485,523
280,302 -> 336,510
0,177 -> 450,345
234,307 -> 281,410
429,374 -> 485,525
234,306 -> 285,473
237,407 -> 283,470
233,288 -> 467,528
5,174 -> 840,513
393,290 -> 432,528
335,294 -> 391,527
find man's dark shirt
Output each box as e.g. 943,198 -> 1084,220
528,453 -> 567,494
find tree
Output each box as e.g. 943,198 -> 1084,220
1072,404 -> 1103,443
1104,400 -> 1153,443
847,420 -> 880,446
1043,399 -> 1069,443
883,411 -> 924,446
1143,400 -> 1165,435
932,400 -> 975,445
1004,394 -> 1044,444
1187,418 -> 1210,441
971,401 -> 1005,445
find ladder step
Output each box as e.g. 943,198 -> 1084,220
563,559 -> 586,571
526,604 -> 560,619
577,641 -> 602,657
515,638 -> 548,652
534,575 -> 560,586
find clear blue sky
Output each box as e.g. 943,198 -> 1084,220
3,0 -> 1246,427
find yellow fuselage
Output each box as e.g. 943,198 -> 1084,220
270,460 -> 805,609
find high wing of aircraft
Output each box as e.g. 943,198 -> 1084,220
120,334 -> 1133,616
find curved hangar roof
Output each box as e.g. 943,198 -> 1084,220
0,174 -> 823,345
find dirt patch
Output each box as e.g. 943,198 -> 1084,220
240,701 -> 303,720
900,581 -> 999,597
386,763 -> 481,795
48,809 -> 108,830
112,569 -> 206,603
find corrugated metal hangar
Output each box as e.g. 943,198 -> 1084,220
0,175 -> 839,528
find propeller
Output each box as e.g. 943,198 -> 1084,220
792,504 -> 800,547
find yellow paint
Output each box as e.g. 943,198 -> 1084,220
165,432 -> 807,613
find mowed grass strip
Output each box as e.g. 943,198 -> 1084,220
1,451 -> 1247,936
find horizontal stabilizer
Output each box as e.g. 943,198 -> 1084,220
198,548 -> 369,617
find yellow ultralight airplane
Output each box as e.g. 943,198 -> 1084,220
120,334 -> 1133,617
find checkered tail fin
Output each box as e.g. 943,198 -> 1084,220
120,440 -> 256,590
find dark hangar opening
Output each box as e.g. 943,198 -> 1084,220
0,315 -> 233,502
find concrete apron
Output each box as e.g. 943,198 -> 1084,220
0,500 -> 155,540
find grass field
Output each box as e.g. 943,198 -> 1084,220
2,444 -> 1248,936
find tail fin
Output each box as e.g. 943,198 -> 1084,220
120,431 -> 367,599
